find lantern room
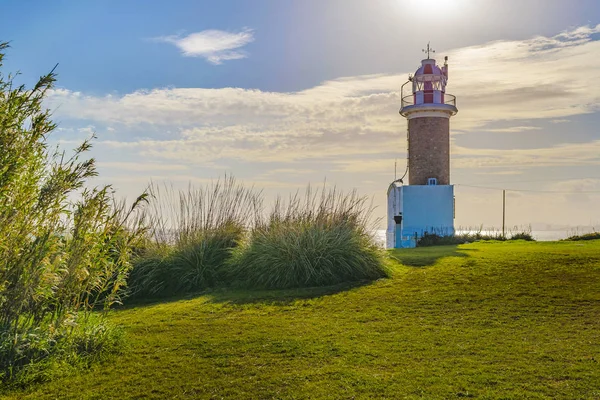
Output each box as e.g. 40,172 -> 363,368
412,58 -> 448,104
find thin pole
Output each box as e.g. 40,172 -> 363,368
502,189 -> 506,237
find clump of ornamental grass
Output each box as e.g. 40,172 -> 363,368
127,178 -> 261,298
227,186 -> 389,289
0,42 -> 148,385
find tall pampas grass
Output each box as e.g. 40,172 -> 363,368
226,185 -> 389,289
128,176 -> 262,297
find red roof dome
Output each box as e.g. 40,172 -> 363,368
414,59 -> 445,80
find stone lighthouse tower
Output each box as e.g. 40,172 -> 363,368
386,45 -> 458,248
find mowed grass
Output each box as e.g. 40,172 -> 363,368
5,240 -> 600,399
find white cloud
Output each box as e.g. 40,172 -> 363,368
46,25 -> 600,182
548,178 -> 600,193
474,170 -> 524,176
452,140 -> 600,169
482,126 -> 541,133
36,24 -> 600,229
49,25 -> 600,164
154,29 -> 254,64
77,125 -> 95,134
96,161 -> 189,172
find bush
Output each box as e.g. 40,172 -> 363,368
127,178 -> 260,298
417,228 -> 535,247
0,318 -> 123,387
509,232 -> 535,241
563,232 -> 600,241
417,233 -> 468,247
127,247 -> 175,298
0,42 -> 146,383
227,186 -> 388,289
173,223 -> 244,291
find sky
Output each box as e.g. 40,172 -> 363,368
1,0 -> 600,231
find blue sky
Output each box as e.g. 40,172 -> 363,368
5,0 -> 600,93
2,0 -> 600,230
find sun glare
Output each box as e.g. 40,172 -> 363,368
429,0 -> 455,7
404,0 -> 466,19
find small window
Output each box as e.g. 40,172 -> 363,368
428,178 -> 437,186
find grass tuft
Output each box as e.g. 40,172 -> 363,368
226,185 -> 389,289
127,177 -> 260,298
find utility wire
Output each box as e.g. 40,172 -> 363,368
458,176 -> 600,185
455,183 -> 600,194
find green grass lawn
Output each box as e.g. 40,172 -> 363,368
5,240 -> 600,399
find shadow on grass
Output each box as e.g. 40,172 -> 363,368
388,245 -> 475,267
116,291 -> 206,310
119,246 -> 474,310
118,279 -> 380,309
205,279 -> 378,305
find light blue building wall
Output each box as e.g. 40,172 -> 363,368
396,185 -> 454,248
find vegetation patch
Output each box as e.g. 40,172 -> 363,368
3,240 -> 599,399
564,232 -> 600,241
0,43 -> 147,385
0,318 -> 123,388
129,184 -> 388,295
417,229 -> 535,246
226,186 -> 388,289
127,179 -> 259,298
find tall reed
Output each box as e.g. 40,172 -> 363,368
0,42 -> 148,384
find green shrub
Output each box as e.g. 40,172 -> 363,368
227,186 -> 388,289
173,223 -> 244,291
417,233 -> 466,247
0,318 -> 123,387
417,228 -> 535,247
417,231 -> 505,247
0,42 -> 146,383
509,232 -> 535,241
563,232 -> 600,241
127,247 -> 175,298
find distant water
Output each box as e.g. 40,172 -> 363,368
374,229 -> 586,247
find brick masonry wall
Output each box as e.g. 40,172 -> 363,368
408,116 -> 450,185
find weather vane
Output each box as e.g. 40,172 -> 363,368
422,42 -> 435,58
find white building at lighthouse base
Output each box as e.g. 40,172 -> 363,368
386,181 -> 455,248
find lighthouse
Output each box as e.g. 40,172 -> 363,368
386,45 -> 458,248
